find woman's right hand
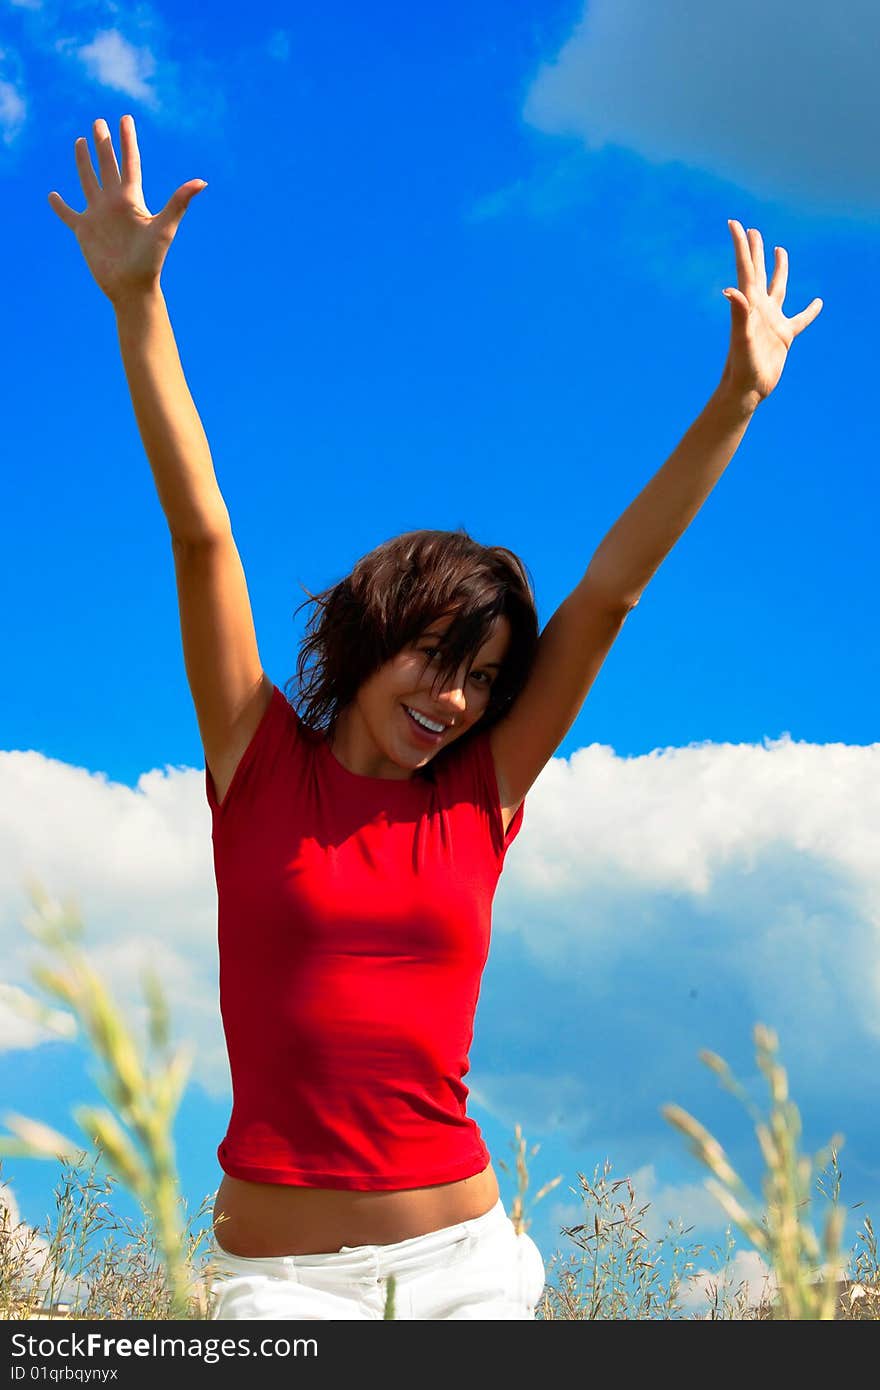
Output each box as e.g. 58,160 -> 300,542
48,114 -> 207,305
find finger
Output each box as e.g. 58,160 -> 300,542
722,286 -> 751,322
119,113 -> 142,190
92,117 -> 122,187
768,244 -> 789,306
727,219 -> 754,297
788,297 -> 824,337
47,190 -> 79,229
74,135 -> 101,203
748,227 -> 767,294
154,180 -> 208,238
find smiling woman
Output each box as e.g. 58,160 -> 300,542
46,110 -> 823,1320
287,527 -> 539,783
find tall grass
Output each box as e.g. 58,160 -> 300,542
1,881 -> 200,1318
0,1153 -> 215,1319
662,1025 -> 874,1319
1,883 -> 877,1319
496,1122 -> 563,1236
537,1159 -> 715,1319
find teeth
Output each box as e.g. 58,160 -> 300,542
406,706 -> 445,734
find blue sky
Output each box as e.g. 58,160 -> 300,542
2,0 -> 878,1310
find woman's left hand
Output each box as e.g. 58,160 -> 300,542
721,220 -> 823,410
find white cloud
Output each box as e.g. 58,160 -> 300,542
0,983 -> 76,1047
628,1163 -> 727,1243
0,749 -> 230,1096
494,733 -> 880,1062
0,42 -> 27,148
0,1180 -> 80,1307
66,28 -> 158,107
521,0 -> 880,216
527,1169 -> 772,1314
545,1193 -> 583,1235
0,76 -> 26,145
1,730 -> 877,1130
679,1247 -> 777,1316
514,733 -> 879,897
539,1166 -> 722,1249
5,3 -> 227,134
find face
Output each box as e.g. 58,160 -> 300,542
330,612 -> 512,780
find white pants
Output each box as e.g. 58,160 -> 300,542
208,1197 -> 545,1320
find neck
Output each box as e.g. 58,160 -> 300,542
329,706 -> 418,781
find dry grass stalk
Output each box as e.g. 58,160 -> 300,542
0,1152 -> 215,1319
663,1023 -> 849,1319
3,1137 -> 876,1319
496,1122 -> 563,1237
1,884 -> 875,1320
537,1158 -> 720,1319
0,881 -> 201,1318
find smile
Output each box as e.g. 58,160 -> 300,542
403,705 -> 448,737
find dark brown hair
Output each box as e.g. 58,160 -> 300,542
284,528 -> 539,770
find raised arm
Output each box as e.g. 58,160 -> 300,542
48,116 -> 272,799
49,114 -> 222,543
490,221 -> 824,821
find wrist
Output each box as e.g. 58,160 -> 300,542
111,280 -> 164,314
715,370 -> 762,422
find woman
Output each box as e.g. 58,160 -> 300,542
48,115 -> 822,1320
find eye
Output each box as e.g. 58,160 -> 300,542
420,647 -> 492,686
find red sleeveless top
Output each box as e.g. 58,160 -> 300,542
205,683 -> 525,1190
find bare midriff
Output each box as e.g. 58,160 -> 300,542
212,1162 -> 501,1257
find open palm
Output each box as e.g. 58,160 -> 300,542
48,114 -> 206,303
722,220 -> 823,407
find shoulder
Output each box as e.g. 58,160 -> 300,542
205,681 -> 307,817
488,725 -> 525,839
435,724 -> 525,854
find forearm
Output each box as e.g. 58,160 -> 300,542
114,286 -> 231,544
584,377 -> 759,610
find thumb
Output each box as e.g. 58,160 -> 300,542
155,179 -> 208,237
722,287 -> 749,317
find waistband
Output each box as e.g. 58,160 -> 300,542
211,1197 -> 510,1280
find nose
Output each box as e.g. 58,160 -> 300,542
439,685 -> 467,716
433,666 -> 469,715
